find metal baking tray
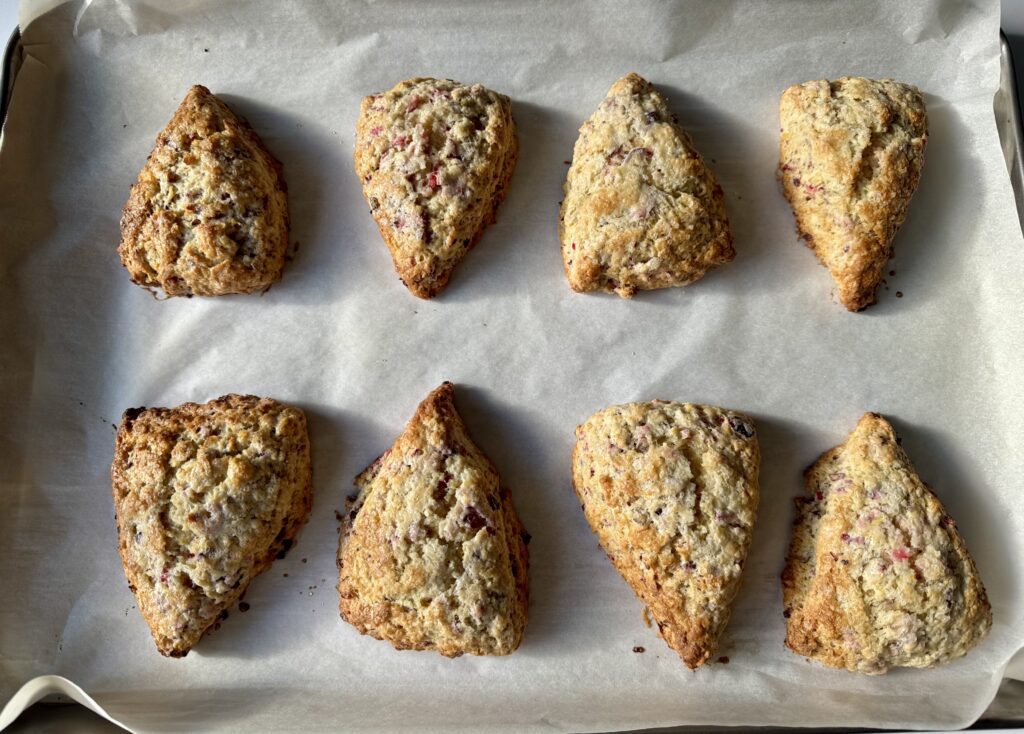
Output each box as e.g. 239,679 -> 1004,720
0,23 -> 1022,734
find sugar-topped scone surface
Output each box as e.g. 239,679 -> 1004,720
560,73 -> 734,298
778,77 -> 927,311
338,383 -> 529,656
119,85 -> 290,297
354,78 -> 518,299
112,394 -> 312,657
572,401 -> 759,668
782,413 -> 990,673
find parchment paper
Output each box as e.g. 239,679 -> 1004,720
2,0 -> 1023,731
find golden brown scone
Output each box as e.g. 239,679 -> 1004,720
119,85 -> 290,296
338,382 -> 529,656
560,73 -> 734,298
782,413 -> 991,674
112,394 -> 312,657
354,78 -> 518,299
572,401 -> 759,668
778,78 -> 927,311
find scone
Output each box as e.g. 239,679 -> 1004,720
560,73 -> 734,298
354,78 -> 518,299
782,413 -> 991,673
119,85 -> 290,296
778,78 -> 927,311
338,382 -> 529,656
572,401 -> 759,668
112,394 -> 312,657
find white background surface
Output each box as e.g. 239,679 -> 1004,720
2,1 -> 1024,733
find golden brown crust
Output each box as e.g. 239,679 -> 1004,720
782,413 -> 991,673
354,78 -> 518,298
778,78 -> 927,311
572,401 -> 759,668
560,73 -> 734,298
119,85 -> 290,297
338,383 -> 529,656
112,394 -> 312,656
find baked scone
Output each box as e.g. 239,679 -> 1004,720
338,382 -> 529,656
354,78 -> 518,299
778,78 -> 927,311
782,413 -> 991,673
560,73 -> 734,298
572,401 -> 760,668
112,394 -> 312,656
119,85 -> 290,296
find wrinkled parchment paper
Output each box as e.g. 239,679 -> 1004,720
2,0 -> 1023,731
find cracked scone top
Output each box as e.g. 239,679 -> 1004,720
778,77 -> 927,311
782,413 -> 991,673
338,382 -> 529,656
560,73 -> 734,298
354,78 -> 518,298
572,401 -> 759,668
112,395 -> 312,657
119,85 -> 290,297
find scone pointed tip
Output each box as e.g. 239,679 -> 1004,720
184,83 -> 213,101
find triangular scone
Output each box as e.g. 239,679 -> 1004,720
338,383 -> 529,656
112,395 -> 312,657
778,78 -> 927,311
354,78 -> 518,299
119,85 -> 290,297
572,401 -> 759,668
560,73 -> 734,298
782,413 -> 991,674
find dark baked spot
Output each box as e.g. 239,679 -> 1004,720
463,505 -> 488,531
633,646 -> 645,653
727,414 -> 755,439
122,407 -> 146,424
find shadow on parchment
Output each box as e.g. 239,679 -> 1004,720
453,382 -> 581,655
218,93 -> 351,308
434,100 -> 578,306
195,403 -> 391,661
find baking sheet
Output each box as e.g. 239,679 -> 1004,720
1,0 -> 1023,731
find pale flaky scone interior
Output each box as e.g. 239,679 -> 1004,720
354,78 -> 518,299
778,77 -> 927,311
782,413 -> 991,674
112,394 -> 312,657
119,85 -> 290,297
572,401 -> 759,668
338,382 -> 529,656
560,73 -> 734,298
